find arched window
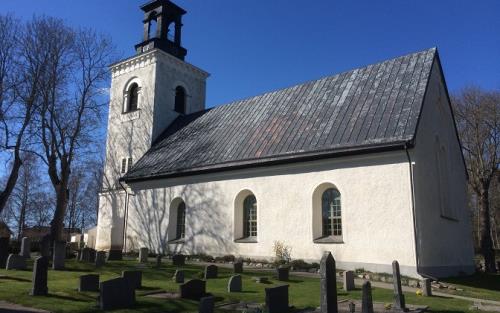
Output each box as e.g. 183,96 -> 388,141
176,201 -> 186,239
322,188 -> 342,237
243,195 -> 257,238
128,83 -> 139,112
174,86 -> 186,114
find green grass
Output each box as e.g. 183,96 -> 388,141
440,272 -> 500,302
0,259 -> 497,313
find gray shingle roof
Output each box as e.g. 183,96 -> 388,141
124,48 -> 436,182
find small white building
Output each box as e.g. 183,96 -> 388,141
96,0 -> 474,278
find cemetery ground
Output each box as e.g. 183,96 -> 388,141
0,258 -> 499,313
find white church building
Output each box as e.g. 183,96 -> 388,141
96,0 -> 475,278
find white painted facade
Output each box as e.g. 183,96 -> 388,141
96,48 -> 474,278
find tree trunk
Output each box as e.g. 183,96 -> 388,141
50,183 -> 68,242
0,153 -> 22,215
479,187 -> 497,272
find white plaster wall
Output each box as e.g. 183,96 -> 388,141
95,191 -> 126,251
124,151 -> 419,277
410,58 -> 475,277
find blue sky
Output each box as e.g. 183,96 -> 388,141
1,0 -> 499,108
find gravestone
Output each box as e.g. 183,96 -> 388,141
199,296 -> 214,313
277,265 -> 289,281
20,237 -> 31,258
80,247 -> 96,262
77,249 -> 83,262
139,247 -> 148,263
173,269 -> 184,283
107,249 -> 123,261
52,241 -> 65,270
362,281 -> 374,313
422,278 -> 432,296
265,284 -> 289,313
30,256 -> 48,296
122,270 -> 142,289
179,279 -> 206,300
0,237 -> 9,268
79,274 -> 99,292
172,254 -> 185,266
233,261 -> 243,274
320,251 -> 337,313
6,254 -> 27,270
204,264 -> 218,279
228,275 -> 242,292
343,270 -> 355,291
392,260 -> 406,311
95,251 -> 106,268
155,255 -> 162,267
99,277 -> 135,310
40,235 -> 51,258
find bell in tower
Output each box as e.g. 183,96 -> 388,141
135,0 -> 188,60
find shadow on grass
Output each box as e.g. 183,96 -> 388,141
0,276 -> 31,282
443,273 -> 500,292
47,293 -> 88,302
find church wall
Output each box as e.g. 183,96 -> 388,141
410,58 -> 475,277
125,151 -> 420,277
95,190 -> 127,251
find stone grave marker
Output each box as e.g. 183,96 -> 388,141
139,247 -> 148,263
233,261 -> 243,274
40,235 -> 51,258
277,265 -> 289,281
228,275 -> 242,292
199,295 -> 214,313
122,270 -> 142,289
179,279 -> 206,300
343,270 -> 355,291
204,264 -> 218,279
173,269 -> 184,283
422,278 -> 432,296
99,277 -> 135,310
80,247 -> 96,262
265,284 -> 289,313
95,251 -> 106,268
362,281 -> 374,313
0,237 -> 9,268
6,254 -> 27,270
392,260 -> 406,311
106,249 -> 123,261
79,274 -> 100,292
320,251 -> 337,313
155,255 -> 162,267
30,256 -> 48,296
52,241 -> 65,270
172,254 -> 185,266
20,237 -> 31,258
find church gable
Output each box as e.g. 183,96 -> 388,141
124,48 -> 436,182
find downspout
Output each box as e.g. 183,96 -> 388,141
119,180 -> 130,253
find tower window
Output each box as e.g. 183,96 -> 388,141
174,86 -> 186,114
127,157 -> 133,171
128,83 -> 139,112
121,158 -> 127,174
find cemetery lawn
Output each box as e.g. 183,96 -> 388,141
0,259 -> 496,313
441,272 -> 500,302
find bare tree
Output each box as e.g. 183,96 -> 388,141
35,17 -> 114,241
453,86 -> 500,273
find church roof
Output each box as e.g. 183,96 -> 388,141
124,48 -> 437,182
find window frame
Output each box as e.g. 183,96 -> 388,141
312,183 -> 344,244
175,202 -> 186,240
243,195 -> 257,238
174,86 -> 186,114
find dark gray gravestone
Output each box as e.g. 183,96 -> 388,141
122,270 -> 142,289
79,274 -> 99,292
139,247 -> 148,263
422,278 -> 432,296
179,279 -> 206,300
173,269 -> 184,283
172,254 -> 185,266
199,296 -> 214,313
106,249 -> 123,261
0,237 -> 9,268
155,255 -> 162,267
228,275 -> 242,292
392,260 -> 406,311
52,241 -> 65,270
99,277 -> 135,310
233,261 -> 243,274
320,251 -> 337,313
265,284 -> 289,313
343,270 -> 355,291
20,237 -> 31,258
204,264 -> 218,279
95,251 -> 106,268
40,235 -> 51,258
30,256 -> 48,296
6,254 -> 27,270
362,281 -> 374,313
80,247 -> 95,262
277,265 -> 290,281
